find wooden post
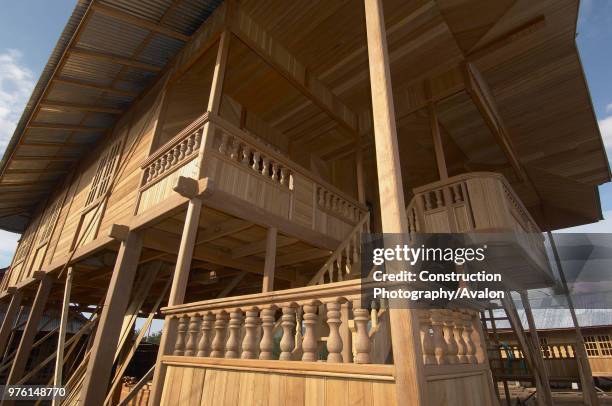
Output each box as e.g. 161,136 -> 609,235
548,232 -> 599,406
0,290 -> 23,358
79,231 -> 143,406
53,267 -> 73,406
364,0 -> 426,404
428,103 -> 448,180
262,227 -> 277,293
6,276 -> 52,386
149,26 -> 230,406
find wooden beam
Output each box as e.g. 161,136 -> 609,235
0,291 -> 23,357
6,276 -> 53,386
91,3 -> 190,42
217,272 -> 247,298
232,235 -> 297,259
364,1 -> 426,405
28,123 -> 106,132
230,7 -> 357,134
53,267 -> 73,402
428,103 -> 448,180
40,101 -> 122,115
79,231 -> 143,406
196,218 -> 252,244
53,77 -> 138,97
10,156 -> 77,162
275,248 -> 330,267
69,48 -> 162,72
262,227 -> 277,293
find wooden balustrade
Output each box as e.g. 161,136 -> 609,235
307,213 -> 370,286
405,172 -> 553,289
316,186 -> 361,223
418,309 -> 485,366
162,280 -> 379,365
213,126 -> 293,189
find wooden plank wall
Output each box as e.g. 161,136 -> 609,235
160,365 -> 397,406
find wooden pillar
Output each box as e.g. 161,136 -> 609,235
428,103 -> 448,180
548,232 -> 599,406
79,231 -> 143,406
150,28 -> 230,406
364,0 -> 426,404
262,227 -> 277,293
6,276 -> 52,386
0,290 -> 23,358
53,267 -> 73,406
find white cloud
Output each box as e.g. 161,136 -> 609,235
556,210 -> 612,233
606,103 -> 612,114
0,49 -> 34,153
0,229 -> 19,268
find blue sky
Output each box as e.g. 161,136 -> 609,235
0,0 -> 610,265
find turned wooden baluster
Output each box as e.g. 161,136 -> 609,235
219,133 -> 230,155
294,307 -> 303,359
184,314 -> 200,356
302,302 -> 318,361
261,156 -> 269,176
193,130 -> 201,150
271,162 -> 280,182
318,188 -> 325,206
454,314 -> 468,363
173,315 -> 189,356
280,168 -> 289,186
259,306 -> 276,360
210,311 -> 229,358
443,311 -> 459,364
225,310 -> 244,358
336,258 -> 343,282
326,301 -> 343,363
430,310 -> 447,364
419,310 -> 436,365
325,191 -> 332,210
241,146 -> 251,166
462,312 -> 477,364
196,312 -> 215,357
434,189 -> 443,208
227,138 -> 239,160
251,151 -> 261,172
179,140 -> 187,160
353,303 -> 371,364
423,193 -> 432,210
279,306 -> 296,360
186,134 -> 195,155
241,307 -> 259,359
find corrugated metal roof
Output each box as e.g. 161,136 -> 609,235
0,0 -> 222,233
0,307 -> 88,335
490,308 -> 612,330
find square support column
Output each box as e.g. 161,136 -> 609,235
363,0 -> 427,404
0,290 -> 23,358
79,230 -> 143,406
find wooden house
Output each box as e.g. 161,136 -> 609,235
0,0 -> 609,405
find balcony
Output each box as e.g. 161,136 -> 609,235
136,112 -> 367,245
406,172 -> 553,290
156,280 -> 494,405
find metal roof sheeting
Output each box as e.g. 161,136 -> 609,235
0,0 -> 222,232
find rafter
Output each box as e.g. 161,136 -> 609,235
231,236 -> 298,259
40,101 -> 122,115
90,3 -> 190,42
69,48 -> 162,72
28,123 -> 106,132
53,77 -> 138,97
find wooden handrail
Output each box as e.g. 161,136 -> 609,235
307,212 -> 370,286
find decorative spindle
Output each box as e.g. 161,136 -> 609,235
423,193 -> 432,210
280,168 -> 288,186
430,311 -> 447,364
251,151 -> 261,172
241,146 -> 251,166
196,312 -> 215,357
210,311 -> 229,358
241,308 -> 259,359
184,314 -> 200,356
434,189 -> 443,208
318,188 -> 325,206
279,306 -> 296,360
443,311 -> 459,364
301,303 -> 318,362
173,316 -> 189,356
219,133 -> 230,155
179,140 -> 187,160
261,156 -> 269,176
271,163 -> 280,182
225,310 -> 244,358
454,316 -> 468,363
353,305 -> 371,364
230,138 -> 240,160
326,301 -> 343,363
420,310 -> 436,365
259,306 -> 276,360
